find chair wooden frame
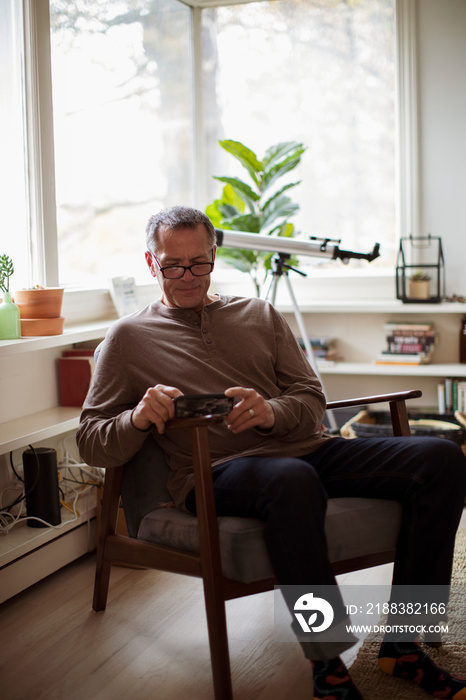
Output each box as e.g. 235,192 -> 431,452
93,389 -> 421,699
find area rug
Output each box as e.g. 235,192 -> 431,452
350,529 -> 466,699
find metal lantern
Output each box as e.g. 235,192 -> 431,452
396,234 -> 445,304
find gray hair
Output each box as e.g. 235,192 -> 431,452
146,206 -> 217,253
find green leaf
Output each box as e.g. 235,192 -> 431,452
262,141 -> 305,170
225,213 -> 261,233
213,176 -> 260,202
219,140 -> 262,186
261,154 -> 304,193
275,222 -> 296,238
221,183 -> 246,212
217,248 -> 258,274
0,254 -> 14,293
205,201 -> 225,228
262,181 -> 301,211
262,196 -> 300,231
218,203 -> 242,221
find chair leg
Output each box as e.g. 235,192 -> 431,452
93,557 -> 113,612
92,466 -> 124,612
190,424 -> 234,699
203,581 -> 234,700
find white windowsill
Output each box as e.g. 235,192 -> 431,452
0,319 -> 114,357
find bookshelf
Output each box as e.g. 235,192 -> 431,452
0,406 -> 82,454
0,321 -> 112,602
281,302 -> 466,409
318,362 -> 466,378
0,320 -> 111,357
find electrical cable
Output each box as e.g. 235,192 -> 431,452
4,445 -> 40,512
9,452 -> 23,482
0,443 -> 102,533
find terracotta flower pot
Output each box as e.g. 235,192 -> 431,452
20,317 -> 65,336
14,288 -> 64,319
407,280 -> 430,300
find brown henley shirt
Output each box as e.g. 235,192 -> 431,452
76,295 -> 330,510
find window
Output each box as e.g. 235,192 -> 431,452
49,0 -> 194,287
4,0 -> 415,297
0,0 -> 30,291
202,0 -> 397,270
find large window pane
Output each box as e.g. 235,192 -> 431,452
49,0 -> 194,287
202,0 -> 396,269
0,0 -> 29,291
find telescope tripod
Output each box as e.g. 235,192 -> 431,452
262,253 -> 338,431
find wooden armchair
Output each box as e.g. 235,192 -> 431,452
93,389 -> 421,700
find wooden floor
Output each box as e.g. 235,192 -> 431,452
0,550 -> 395,700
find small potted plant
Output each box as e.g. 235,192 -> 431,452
408,269 -> 431,300
13,285 -> 65,336
0,254 -> 21,339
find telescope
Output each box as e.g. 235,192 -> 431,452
215,229 -> 380,264
215,228 -> 380,433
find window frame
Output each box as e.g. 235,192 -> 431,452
24,0 -> 419,315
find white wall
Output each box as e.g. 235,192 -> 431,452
417,0 -> 466,297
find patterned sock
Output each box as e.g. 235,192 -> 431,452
311,656 -> 363,699
378,639 -> 466,698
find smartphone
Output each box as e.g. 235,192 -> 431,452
174,393 -> 234,419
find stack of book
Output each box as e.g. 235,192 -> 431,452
375,321 -> 437,365
298,337 -> 339,365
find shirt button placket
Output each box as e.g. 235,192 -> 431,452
201,314 -> 214,351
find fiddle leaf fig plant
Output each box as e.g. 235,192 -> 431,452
206,139 -> 306,296
0,254 -> 15,294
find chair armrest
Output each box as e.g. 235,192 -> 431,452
328,389 -> 422,437
327,389 -> 422,410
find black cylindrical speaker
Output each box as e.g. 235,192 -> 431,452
22,447 -> 61,528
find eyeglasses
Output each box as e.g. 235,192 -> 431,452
149,249 -> 215,279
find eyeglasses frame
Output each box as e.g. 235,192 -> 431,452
148,248 -> 215,279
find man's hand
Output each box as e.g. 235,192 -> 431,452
131,384 -> 183,434
224,387 -> 275,434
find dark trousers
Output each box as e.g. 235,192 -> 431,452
186,436 -> 466,659
188,436 -> 466,587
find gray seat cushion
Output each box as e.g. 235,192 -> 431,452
137,498 -> 401,583
122,436 -> 401,584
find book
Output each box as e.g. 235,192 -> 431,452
386,341 -> 435,354
62,348 -> 96,358
437,383 -> 446,413
385,330 -> 437,339
58,355 -> 95,407
384,321 -> 434,332
374,352 -> 431,365
445,377 -> 453,412
458,382 -> 466,413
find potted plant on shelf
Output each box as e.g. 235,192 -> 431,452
0,254 -> 21,339
205,139 -> 305,296
408,269 -> 431,300
13,285 -> 65,336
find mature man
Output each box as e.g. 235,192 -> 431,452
77,206 -> 466,699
